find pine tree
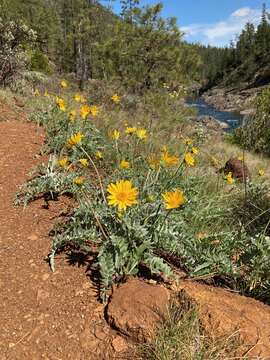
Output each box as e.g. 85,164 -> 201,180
255,3 -> 270,60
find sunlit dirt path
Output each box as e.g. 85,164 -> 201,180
0,110 -> 121,360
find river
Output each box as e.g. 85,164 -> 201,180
186,97 -> 244,131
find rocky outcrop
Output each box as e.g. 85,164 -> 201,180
196,115 -> 229,131
202,86 -> 261,113
222,158 -> 250,182
107,277 -> 270,358
106,278 -> 170,342
179,282 -> 270,359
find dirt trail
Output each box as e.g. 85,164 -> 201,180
0,110 -> 122,359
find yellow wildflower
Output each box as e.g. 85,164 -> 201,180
68,132 -> 84,146
73,176 -> 85,185
80,105 -> 91,119
125,126 -> 137,135
74,93 -> 86,103
119,160 -> 130,169
162,189 -> 186,210
60,80 -> 68,88
95,151 -> 103,160
226,172 -> 234,184
44,90 -> 49,97
148,155 -> 160,170
111,94 -> 120,103
111,130 -> 120,140
107,180 -> 138,211
238,155 -> 244,161
69,110 -> 76,121
259,169 -> 265,177
56,97 -> 66,112
136,128 -> 147,140
34,89 -> 40,96
74,93 -> 81,102
161,150 -> 179,167
58,157 -> 69,168
191,147 -> 199,155
79,158 -> 89,167
184,138 -> 193,145
184,153 -> 195,167
90,105 -> 99,117
162,145 -> 168,152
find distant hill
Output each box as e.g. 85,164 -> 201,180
194,4 -> 270,92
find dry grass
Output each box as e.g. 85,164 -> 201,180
138,294 -> 243,360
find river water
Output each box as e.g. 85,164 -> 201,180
186,97 -> 244,131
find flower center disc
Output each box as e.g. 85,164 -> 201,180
116,192 -> 128,202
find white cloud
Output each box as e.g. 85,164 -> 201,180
232,7 -> 254,18
182,7 -> 262,47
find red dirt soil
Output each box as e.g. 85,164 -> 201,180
0,106 -> 126,359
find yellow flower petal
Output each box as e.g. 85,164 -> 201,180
119,160 -> 130,169
67,132 -> 84,146
111,130 -> 120,140
161,150 -> 179,167
111,94 -> 120,103
79,158 -> 89,167
162,190 -> 186,210
184,153 -> 195,167
136,128 -> 147,140
107,180 -> 138,211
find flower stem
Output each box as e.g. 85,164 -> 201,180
79,145 -> 107,204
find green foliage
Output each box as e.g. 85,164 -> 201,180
232,182 -> 270,235
233,88 -> 270,155
197,4 -> 270,88
101,4 -> 201,91
1,0 -> 201,91
0,16 -> 36,85
15,156 -> 86,206
30,49 -> 51,74
15,84 -> 270,304
241,233 -> 270,302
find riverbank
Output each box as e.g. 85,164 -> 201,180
186,97 -> 243,131
201,85 -> 270,115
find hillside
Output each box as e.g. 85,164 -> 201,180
195,4 -> 270,111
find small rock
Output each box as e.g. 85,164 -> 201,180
27,234 -> 38,241
41,274 -> 50,281
75,290 -> 84,297
222,157 -> 250,182
82,282 -> 91,290
94,326 -> 108,340
107,278 -> 170,342
111,336 -> 128,353
37,289 -> 50,302
79,329 -> 99,349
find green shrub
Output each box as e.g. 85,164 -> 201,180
0,17 -> 36,86
30,49 -> 52,74
233,88 -> 270,155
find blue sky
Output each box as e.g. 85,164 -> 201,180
100,0 -> 269,47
